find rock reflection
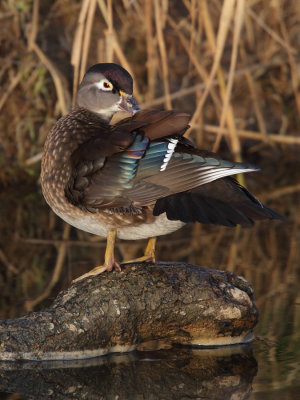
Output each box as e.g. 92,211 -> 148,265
0,345 -> 257,400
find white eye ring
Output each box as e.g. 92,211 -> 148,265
95,79 -> 113,91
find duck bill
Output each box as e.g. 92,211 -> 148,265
119,91 -> 140,115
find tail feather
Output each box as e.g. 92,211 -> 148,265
153,177 -> 285,227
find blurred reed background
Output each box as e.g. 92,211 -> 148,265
0,0 -> 299,392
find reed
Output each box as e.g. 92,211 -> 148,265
1,0 -> 299,165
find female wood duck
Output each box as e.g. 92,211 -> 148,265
41,63 -> 283,281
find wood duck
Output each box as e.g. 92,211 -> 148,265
41,63 -> 284,281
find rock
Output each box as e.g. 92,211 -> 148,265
0,262 -> 258,361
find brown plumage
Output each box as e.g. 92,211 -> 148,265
41,63 -> 284,280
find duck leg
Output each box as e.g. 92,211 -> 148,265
73,230 -> 121,282
122,237 -> 156,264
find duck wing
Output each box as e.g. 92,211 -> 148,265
66,110 -> 283,225
65,110 -> 190,211
130,137 -> 284,225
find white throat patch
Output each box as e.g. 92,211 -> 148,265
93,93 -> 122,121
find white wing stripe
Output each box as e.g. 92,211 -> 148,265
160,139 -> 178,171
193,167 -> 258,186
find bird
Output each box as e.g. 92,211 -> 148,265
41,63 -> 284,282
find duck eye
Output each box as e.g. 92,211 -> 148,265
95,79 -> 113,91
98,80 -> 113,91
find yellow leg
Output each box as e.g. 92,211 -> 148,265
122,237 -> 157,264
144,237 -> 156,260
73,230 -> 120,282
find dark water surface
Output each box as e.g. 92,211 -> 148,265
0,180 -> 299,399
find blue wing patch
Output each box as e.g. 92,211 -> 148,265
136,138 -> 178,179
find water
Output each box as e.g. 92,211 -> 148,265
0,183 -> 299,399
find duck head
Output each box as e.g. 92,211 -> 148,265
76,63 -> 140,121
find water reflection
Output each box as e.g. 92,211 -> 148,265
0,346 -> 257,400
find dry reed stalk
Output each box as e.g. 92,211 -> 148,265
141,57 -> 288,108
145,0 -> 157,101
202,124 -> 300,145
27,0 -> 39,50
277,13 -> 300,116
241,46 -> 269,143
161,0 -> 169,28
202,0 -> 242,164
197,0 -> 204,40
31,42 -> 69,115
96,0 -> 141,101
268,229 -> 279,272
23,66 -> 42,90
24,223 -> 71,312
96,0 -> 108,24
25,0 -> 69,115
260,183 -> 300,201
16,121 -> 26,164
0,64 -> 10,84
212,71 -> 237,153
105,0 -> 114,62
0,71 -> 22,112
24,152 -> 42,166
130,0 -> 143,17
226,226 -> 241,272
71,0 -> 90,104
25,238 -> 107,247
0,248 -> 18,275
97,37 -> 106,62
187,0 -> 197,73
167,15 -> 222,121
190,223 -> 202,258
154,0 -> 172,109
206,227 -> 227,265
79,0 -> 97,82
192,0 -> 237,157
246,7 -> 297,55
0,11 -> 14,21
201,0 -> 245,196
244,8 -> 255,49
216,0 -> 245,160
112,40 -> 142,102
